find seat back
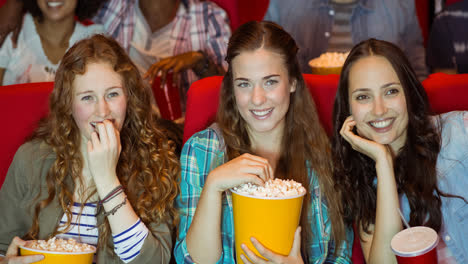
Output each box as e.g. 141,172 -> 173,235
211,0 -> 269,30
0,82 -> 54,187
210,0 -> 240,29
183,76 -> 223,142
423,73 -> 468,113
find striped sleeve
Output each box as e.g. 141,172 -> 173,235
113,219 -> 149,263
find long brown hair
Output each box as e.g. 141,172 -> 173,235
25,34 -> 180,250
217,21 -> 347,257
332,38 -> 461,234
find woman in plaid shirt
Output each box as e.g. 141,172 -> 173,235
174,21 -> 353,264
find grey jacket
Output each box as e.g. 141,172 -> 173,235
0,140 -> 172,263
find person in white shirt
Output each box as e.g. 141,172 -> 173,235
0,0 -> 105,85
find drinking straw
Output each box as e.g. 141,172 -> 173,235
397,207 -> 411,229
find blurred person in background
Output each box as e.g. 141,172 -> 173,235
0,0 -> 231,114
426,0 -> 468,74
264,0 -> 428,80
0,0 -> 105,85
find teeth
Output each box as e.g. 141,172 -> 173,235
47,2 -> 63,7
370,119 -> 392,128
251,109 -> 273,116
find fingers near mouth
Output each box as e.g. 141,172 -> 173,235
90,119 -> 116,139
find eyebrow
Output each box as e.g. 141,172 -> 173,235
351,82 -> 401,94
76,86 -> 123,95
234,74 -> 280,82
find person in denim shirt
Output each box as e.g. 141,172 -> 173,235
175,21 -> 353,264
332,38 -> 468,263
264,0 -> 428,80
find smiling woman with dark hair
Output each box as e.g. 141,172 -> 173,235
0,0 -> 105,85
23,0 -> 106,23
332,38 -> 468,264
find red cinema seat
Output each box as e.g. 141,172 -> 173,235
211,0 -> 269,30
182,76 -> 223,143
210,0 -> 240,30
0,82 -> 53,187
237,0 -> 269,27
422,73 -> 468,114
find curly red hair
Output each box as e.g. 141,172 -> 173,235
26,35 -> 180,251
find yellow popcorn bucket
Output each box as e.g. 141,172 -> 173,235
20,244 -> 95,264
231,190 -> 305,263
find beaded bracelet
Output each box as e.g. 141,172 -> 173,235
104,196 -> 127,217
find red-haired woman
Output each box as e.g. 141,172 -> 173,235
0,34 -> 180,264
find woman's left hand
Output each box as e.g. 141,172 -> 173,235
240,227 -> 304,264
86,120 -> 121,187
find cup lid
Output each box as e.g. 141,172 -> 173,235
390,226 -> 439,257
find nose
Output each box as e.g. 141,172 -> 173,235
96,98 -> 110,117
373,96 -> 387,116
251,84 -> 266,106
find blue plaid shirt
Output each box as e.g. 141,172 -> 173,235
174,127 -> 353,263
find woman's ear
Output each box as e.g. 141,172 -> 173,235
290,79 -> 297,93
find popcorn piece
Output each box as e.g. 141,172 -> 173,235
27,237 -> 95,253
308,52 -> 349,68
232,179 -> 306,198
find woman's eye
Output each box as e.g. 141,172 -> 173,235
237,82 -> 249,88
107,92 -> 119,98
265,79 -> 278,86
356,94 -> 369,101
386,88 -> 399,95
81,95 -> 92,101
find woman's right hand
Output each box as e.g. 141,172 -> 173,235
205,153 -> 274,193
0,237 -> 44,264
340,116 -> 391,163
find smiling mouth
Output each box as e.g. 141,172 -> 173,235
368,118 -> 395,132
47,1 -> 64,7
250,108 -> 273,118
